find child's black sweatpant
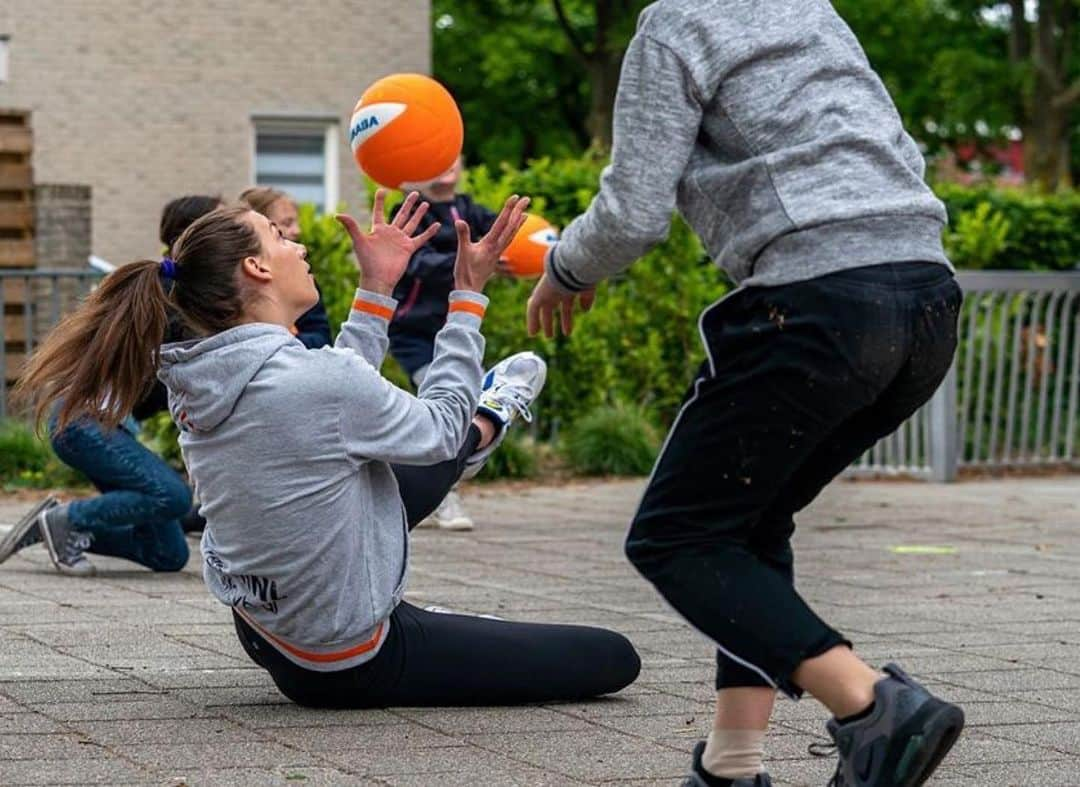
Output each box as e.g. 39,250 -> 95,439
626,262 -> 961,698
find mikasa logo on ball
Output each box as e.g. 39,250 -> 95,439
529,228 -> 559,246
349,103 -> 406,151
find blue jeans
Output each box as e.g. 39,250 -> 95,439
50,419 -> 190,572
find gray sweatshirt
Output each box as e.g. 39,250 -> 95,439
547,0 -> 951,294
157,289 -> 487,671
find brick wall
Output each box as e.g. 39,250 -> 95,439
0,1 -> 430,263
34,184 -> 91,269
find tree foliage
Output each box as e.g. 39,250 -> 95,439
432,0 -> 646,162
434,0 -> 1079,186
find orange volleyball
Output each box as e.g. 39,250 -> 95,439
349,73 -> 464,190
502,214 -> 559,278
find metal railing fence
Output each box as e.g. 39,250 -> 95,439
851,270 -> 1080,481
3,268 -> 1080,482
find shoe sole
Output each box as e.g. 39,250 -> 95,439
889,700 -> 965,787
437,519 -> 474,531
38,510 -> 96,577
0,496 -> 56,564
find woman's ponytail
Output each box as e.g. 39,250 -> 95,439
15,203 -> 260,433
13,260 -> 171,432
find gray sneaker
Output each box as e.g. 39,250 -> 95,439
0,496 -> 57,564
38,505 -> 95,577
813,663 -> 964,787
683,741 -> 772,786
462,351 -> 547,479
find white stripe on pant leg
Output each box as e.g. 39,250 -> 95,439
625,288 -> 781,693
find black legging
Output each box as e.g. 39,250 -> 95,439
234,601 -> 640,708
392,425 -> 483,529
233,425 -> 641,707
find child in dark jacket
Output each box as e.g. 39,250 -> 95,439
389,156 -> 498,531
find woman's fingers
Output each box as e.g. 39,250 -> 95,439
412,221 -> 441,248
371,189 -> 388,227
334,213 -> 362,241
401,199 -> 430,235
485,194 -> 518,244
499,199 -> 530,250
392,191 -> 421,229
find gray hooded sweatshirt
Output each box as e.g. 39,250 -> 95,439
158,288 -> 488,671
547,0 -> 951,294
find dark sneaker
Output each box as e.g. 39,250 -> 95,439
0,496 -> 57,564
38,505 -> 95,577
814,663 -> 964,787
683,741 -> 773,787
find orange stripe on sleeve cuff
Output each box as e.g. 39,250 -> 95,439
448,300 -> 486,319
352,299 -> 395,320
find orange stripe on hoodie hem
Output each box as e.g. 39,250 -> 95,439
236,609 -> 385,664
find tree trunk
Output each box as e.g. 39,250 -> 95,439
1014,0 -> 1075,191
1022,111 -> 1073,191
585,53 -> 623,150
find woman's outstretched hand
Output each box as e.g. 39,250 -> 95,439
335,189 -> 440,296
453,195 -> 530,293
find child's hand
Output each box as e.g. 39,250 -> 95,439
335,190 -> 440,296
453,195 -> 529,293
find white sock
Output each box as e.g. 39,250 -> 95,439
702,728 -> 766,779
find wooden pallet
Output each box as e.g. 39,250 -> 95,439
3,311 -> 27,343
0,238 -> 33,266
0,110 -> 34,271
0,200 -> 32,230
0,110 -> 34,384
1,348 -> 26,382
0,161 -> 32,190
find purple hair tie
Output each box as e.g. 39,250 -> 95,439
160,257 -> 177,281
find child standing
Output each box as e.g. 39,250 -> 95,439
527,2 -> 964,785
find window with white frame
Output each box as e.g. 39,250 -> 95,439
252,118 -> 339,213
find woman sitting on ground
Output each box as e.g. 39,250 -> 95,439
12,191 -> 640,707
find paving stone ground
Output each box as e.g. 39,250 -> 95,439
2,477 -> 1080,786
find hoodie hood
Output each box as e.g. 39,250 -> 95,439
158,323 -> 297,432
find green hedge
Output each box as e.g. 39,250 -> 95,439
463,155 -> 726,435
299,155 -> 725,439
0,420 -> 88,490
300,155 -> 1078,445
561,402 -> 660,476
935,183 -> 1080,271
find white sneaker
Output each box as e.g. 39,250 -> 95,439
422,490 -> 474,531
462,351 -> 547,479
